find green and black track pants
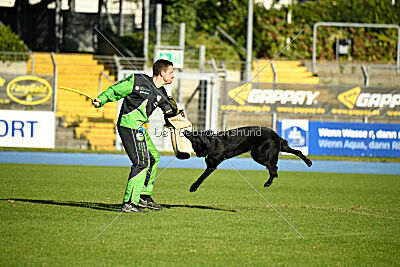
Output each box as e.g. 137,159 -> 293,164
117,126 -> 160,205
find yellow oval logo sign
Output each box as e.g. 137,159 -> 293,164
6,76 -> 52,105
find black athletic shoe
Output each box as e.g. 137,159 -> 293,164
121,203 -> 147,213
138,195 -> 163,210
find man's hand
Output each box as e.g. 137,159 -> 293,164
92,98 -> 101,108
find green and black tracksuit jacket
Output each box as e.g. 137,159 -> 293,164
96,73 -> 177,205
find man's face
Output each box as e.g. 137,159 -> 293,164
161,65 -> 175,84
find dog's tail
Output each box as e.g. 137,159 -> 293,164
279,138 -> 312,167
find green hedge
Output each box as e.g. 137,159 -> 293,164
0,23 -> 29,62
0,24 -> 28,52
120,28 -> 240,63
160,0 -> 399,63
270,0 -> 399,62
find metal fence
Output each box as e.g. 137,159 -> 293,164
2,50 -> 399,151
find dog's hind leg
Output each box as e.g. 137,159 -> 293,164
280,139 -> 312,167
264,164 -> 278,187
189,167 -> 216,192
264,152 -> 279,187
251,148 -> 279,187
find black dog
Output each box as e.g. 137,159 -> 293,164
183,126 -> 312,192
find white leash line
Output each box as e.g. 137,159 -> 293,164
94,209 -> 125,240
224,28 -> 305,108
94,157 -> 177,240
225,158 -> 305,239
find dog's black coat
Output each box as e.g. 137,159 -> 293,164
183,126 -> 312,192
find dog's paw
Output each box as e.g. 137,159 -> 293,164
264,179 -> 273,187
306,159 -> 312,167
189,185 -> 198,192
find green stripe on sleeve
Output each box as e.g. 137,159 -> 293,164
97,74 -> 135,107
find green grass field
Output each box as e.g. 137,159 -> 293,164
1,163 -> 399,266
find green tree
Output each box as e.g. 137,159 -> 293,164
160,0 -> 400,62
0,23 -> 29,61
0,24 -> 28,52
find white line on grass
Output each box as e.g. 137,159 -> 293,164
224,158 -> 305,239
94,157 -> 177,240
347,211 -> 400,220
275,232 -> 368,241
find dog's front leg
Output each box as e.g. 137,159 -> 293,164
189,168 -> 216,192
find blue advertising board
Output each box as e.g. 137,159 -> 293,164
277,119 -> 309,155
278,120 -> 400,157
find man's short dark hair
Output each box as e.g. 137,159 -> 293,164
153,59 -> 173,76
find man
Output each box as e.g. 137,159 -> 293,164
93,59 -> 178,213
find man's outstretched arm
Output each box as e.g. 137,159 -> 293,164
93,74 -> 135,108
